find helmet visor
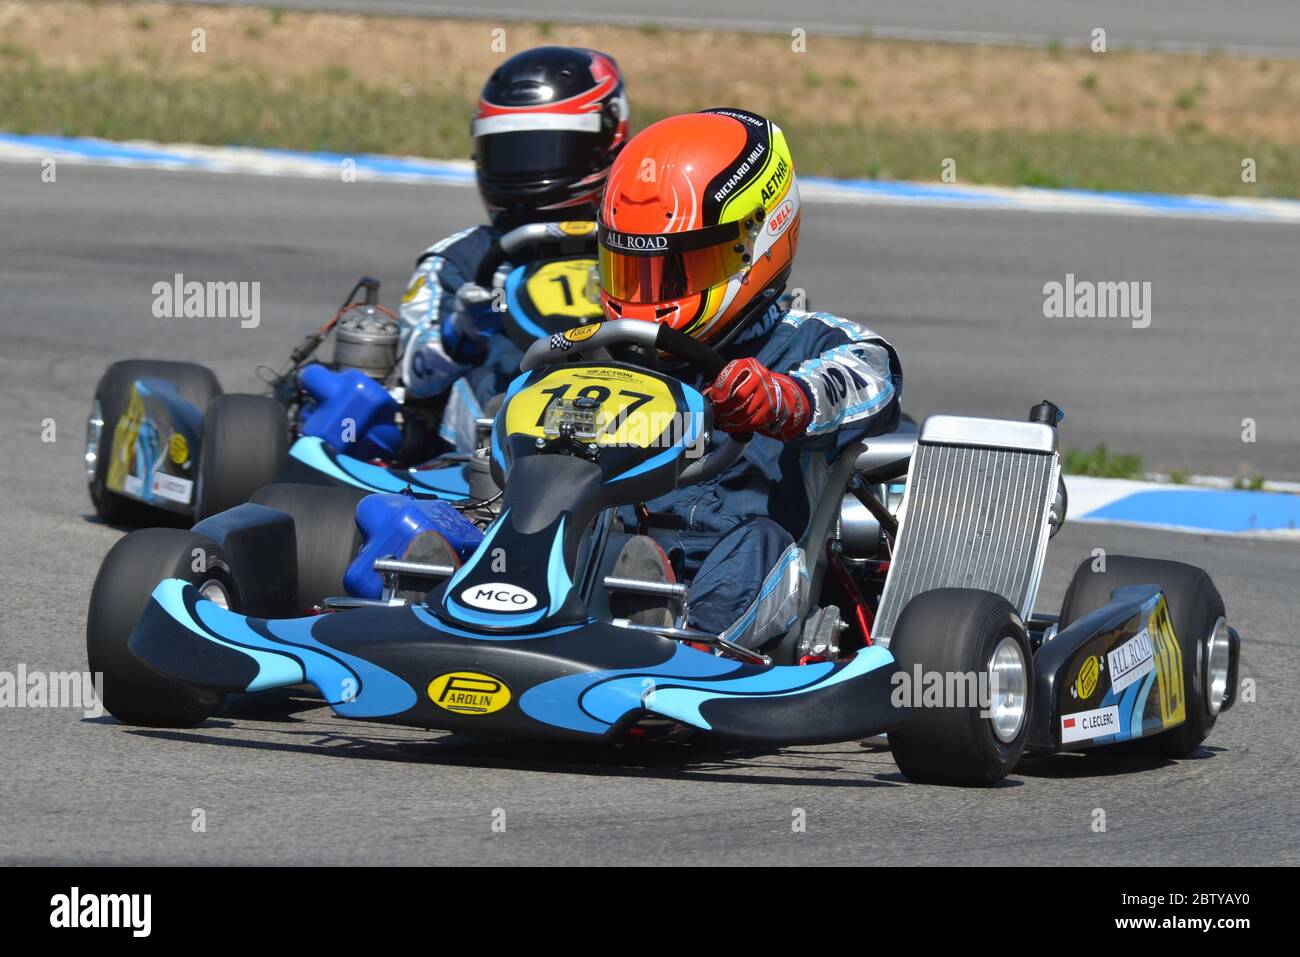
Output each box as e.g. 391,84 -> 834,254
598,221 -> 748,304
476,128 -> 604,178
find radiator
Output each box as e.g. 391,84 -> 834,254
873,416 -> 1060,645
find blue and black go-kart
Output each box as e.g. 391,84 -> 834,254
87,320 -> 1241,786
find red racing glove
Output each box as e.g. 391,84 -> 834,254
706,357 -> 812,441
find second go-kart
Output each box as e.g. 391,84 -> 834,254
84,221 -> 603,526
88,320 -> 1241,786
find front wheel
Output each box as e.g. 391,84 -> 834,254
87,528 -> 231,727
1059,555 -> 1228,757
888,589 -> 1034,786
249,483 -> 368,610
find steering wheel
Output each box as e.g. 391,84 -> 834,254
473,221 -> 598,288
519,319 -> 751,484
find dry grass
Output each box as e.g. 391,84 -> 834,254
3,0 -> 1299,195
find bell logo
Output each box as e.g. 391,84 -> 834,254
460,583 -> 538,612
766,199 -> 795,237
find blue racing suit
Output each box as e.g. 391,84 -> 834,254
397,225 -> 524,452
636,304 -> 903,648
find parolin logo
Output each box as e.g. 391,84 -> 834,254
428,672 -> 512,715
1073,654 -> 1102,700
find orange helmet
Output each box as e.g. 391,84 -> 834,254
598,108 -> 800,346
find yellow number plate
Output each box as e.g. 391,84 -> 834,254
505,367 -> 681,448
524,259 -> 602,320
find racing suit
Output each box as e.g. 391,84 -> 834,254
397,225 -> 523,453
638,305 -> 903,649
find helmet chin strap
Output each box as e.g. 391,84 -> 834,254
649,268 -> 792,381
708,267 -> 793,355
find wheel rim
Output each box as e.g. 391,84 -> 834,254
1205,616 -> 1231,716
198,580 -> 231,610
85,399 -> 104,484
988,635 -> 1028,743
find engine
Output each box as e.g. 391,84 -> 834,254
333,304 -> 400,381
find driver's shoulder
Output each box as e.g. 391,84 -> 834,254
414,224 -> 499,270
778,307 -> 882,341
756,308 -> 898,376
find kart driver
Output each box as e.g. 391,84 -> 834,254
598,109 -> 903,649
398,46 -> 630,453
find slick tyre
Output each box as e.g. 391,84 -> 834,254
250,483 -> 368,609
1060,555 -> 1226,757
888,589 -> 1033,787
195,394 -> 289,520
87,528 -> 230,727
88,360 -> 222,525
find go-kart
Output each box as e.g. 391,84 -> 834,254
87,320 -> 1241,785
83,221 -> 603,526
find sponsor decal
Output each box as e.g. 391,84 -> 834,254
765,198 -> 795,237
1109,628 -> 1155,694
570,367 -> 640,381
1149,597 -> 1186,728
760,155 -> 790,204
713,142 -> 767,204
564,323 -> 601,342
168,432 -> 189,465
707,108 -> 765,129
1061,704 -> 1121,744
150,472 -> 193,505
427,671 -> 512,715
401,274 -> 426,304
459,582 -> 538,612
1072,654 -> 1102,700
557,221 -> 597,236
602,230 -> 669,252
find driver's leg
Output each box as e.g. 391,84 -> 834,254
686,518 -> 799,648
442,337 -> 525,452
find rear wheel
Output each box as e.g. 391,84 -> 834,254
87,360 -> 221,525
250,483 -> 368,609
888,589 -> 1033,786
87,528 -> 230,726
1060,555 -> 1226,757
195,394 -> 289,519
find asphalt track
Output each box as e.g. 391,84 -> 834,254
1,163 -> 1298,864
177,0 -> 1300,57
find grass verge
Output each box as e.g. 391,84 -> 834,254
2,2 -> 1299,197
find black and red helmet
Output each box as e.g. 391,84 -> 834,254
473,46 -> 629,227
